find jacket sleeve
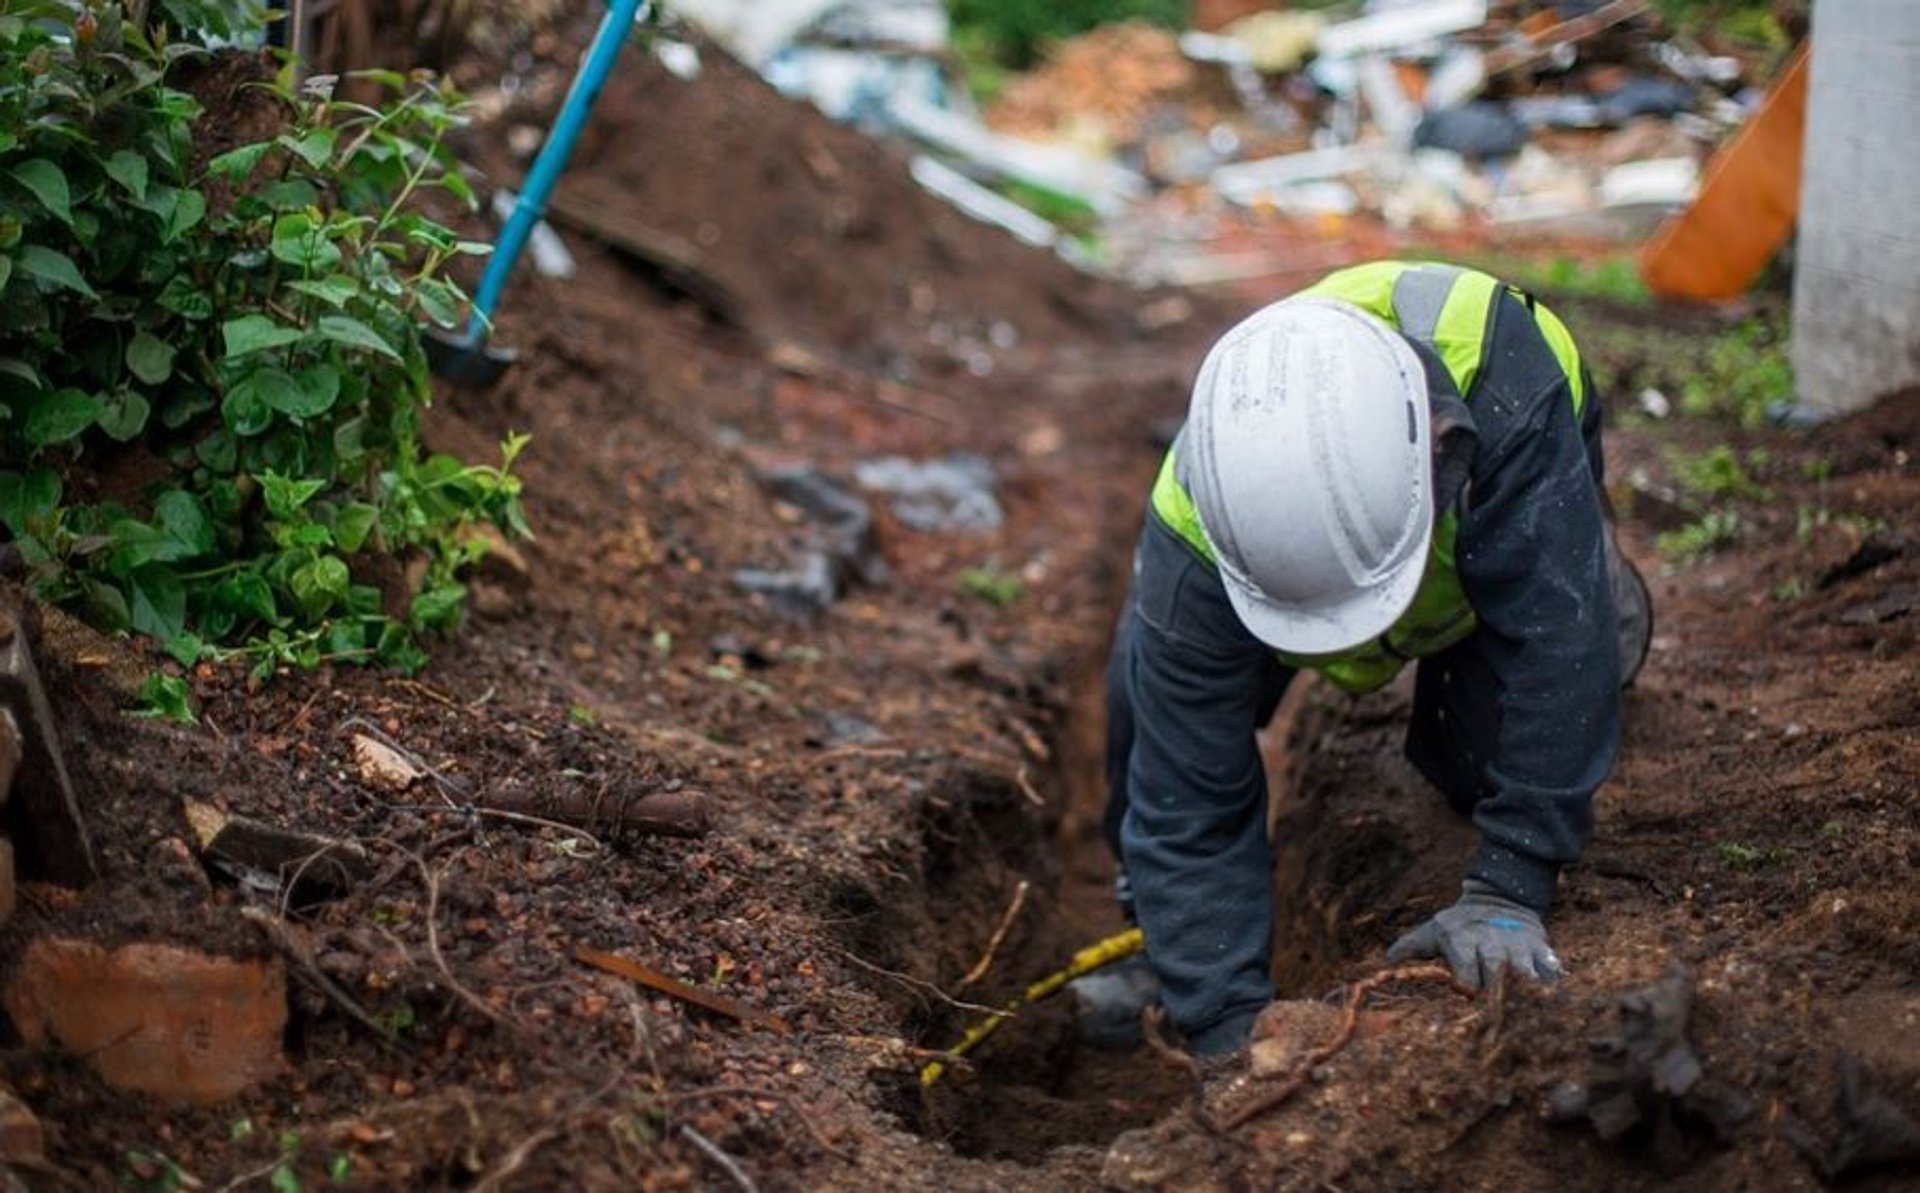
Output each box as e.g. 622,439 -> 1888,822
1451,333 -> 1621,911
1117,516 -> 1290,1051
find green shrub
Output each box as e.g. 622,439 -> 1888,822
0,3 -> 525,678
947,0 -> 1187,69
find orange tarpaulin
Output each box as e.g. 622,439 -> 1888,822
1638,45 -> 1810,303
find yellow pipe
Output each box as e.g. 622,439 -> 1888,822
919,927 -> 1144,1087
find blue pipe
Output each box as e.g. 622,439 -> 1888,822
462,0 -> 647,343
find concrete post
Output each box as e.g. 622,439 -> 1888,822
1790,0 -> 1920,417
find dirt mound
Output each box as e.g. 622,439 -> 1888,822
542,42 -> 1136,366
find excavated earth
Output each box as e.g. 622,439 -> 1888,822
5,22 -> 1919,1193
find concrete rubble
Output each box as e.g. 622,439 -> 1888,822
661,0 -> 1786,287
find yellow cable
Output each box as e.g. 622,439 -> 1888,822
919,927 -> 1144,1087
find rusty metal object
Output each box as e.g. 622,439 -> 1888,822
0,591 -> 96,887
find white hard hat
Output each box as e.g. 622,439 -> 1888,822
1181,296 -> 1432,654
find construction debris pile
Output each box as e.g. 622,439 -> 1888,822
664,0 -> 1793,287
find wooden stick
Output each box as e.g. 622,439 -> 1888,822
239,905 -> 411,1051
680,1125 -> 758,1193
832,947 -> 1009,1018
421,854 -> 523,1033
575,944 -> 791,1035
959,879 -> 1030,988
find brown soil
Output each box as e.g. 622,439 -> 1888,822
7,18 -> 1920,1193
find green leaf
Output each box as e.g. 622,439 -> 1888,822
280,362 -> 339,417
270,212 -> 344,273
284,523 -> 333,548
15,244 -> 96,298
83,579 -> 131,632
279,127 -> 338,171
439,169 -> 476,208
23,388 -> 101,446
104,150 -> 149,201
127,566 -> 187,641
290,555 -> 350,618
222,368 -> 295,436
212,571 -> 277,625
110,491 -> 213,569
409,583 -> 466,632
170,189 -> 206,240
131,183 -> 179,230
222,315 -> 303,360
133,673 -> 196,724
164,632 -> 205,668
0,254 -> 11,295
412,277 -> 463,329
195,427 -> 237,470
155,490 -> 215,556
10,159 -> 72,225
333,503 -> 378,553
216,568 -> 282,633
126,331 -> 175,384
206,141 -> 272,181
96,391 -> 151,441
262,472 -> 327,521
256,179 -> 320,211
285,276 -> 359,307
0,356 -> 41,389
376,623 -> 429,675
314,315 -> 400,361
157,274 -> 213,319
0,469 -> 61,534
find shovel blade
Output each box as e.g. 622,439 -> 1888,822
425,328 -> 519,388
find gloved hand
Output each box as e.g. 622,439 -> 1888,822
1385,881 -> 1563,988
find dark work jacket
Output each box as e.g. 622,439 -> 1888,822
1108,290 -> 1621,1052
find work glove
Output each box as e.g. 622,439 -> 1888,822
1385,881 -> 1563,988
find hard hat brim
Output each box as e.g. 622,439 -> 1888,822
1216,532 -> 1430,656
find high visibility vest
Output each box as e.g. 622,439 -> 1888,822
1149,261 -> 1588,695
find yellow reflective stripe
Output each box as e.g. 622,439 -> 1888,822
1299,260 -> 1405,323
1149,447 -> 1217,563
1522,295 -> 1587,413
1429,270 -> 1500,398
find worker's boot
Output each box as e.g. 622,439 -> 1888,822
1068,952 -> 1159,1049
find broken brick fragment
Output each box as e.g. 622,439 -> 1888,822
4,937 -> 286,1103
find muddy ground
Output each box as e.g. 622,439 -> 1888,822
6,19 -> 1920,1193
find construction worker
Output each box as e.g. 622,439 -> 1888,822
1074,261 -> 1652,1058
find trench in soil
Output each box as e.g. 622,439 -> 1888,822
860,597 -> 1450,1164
